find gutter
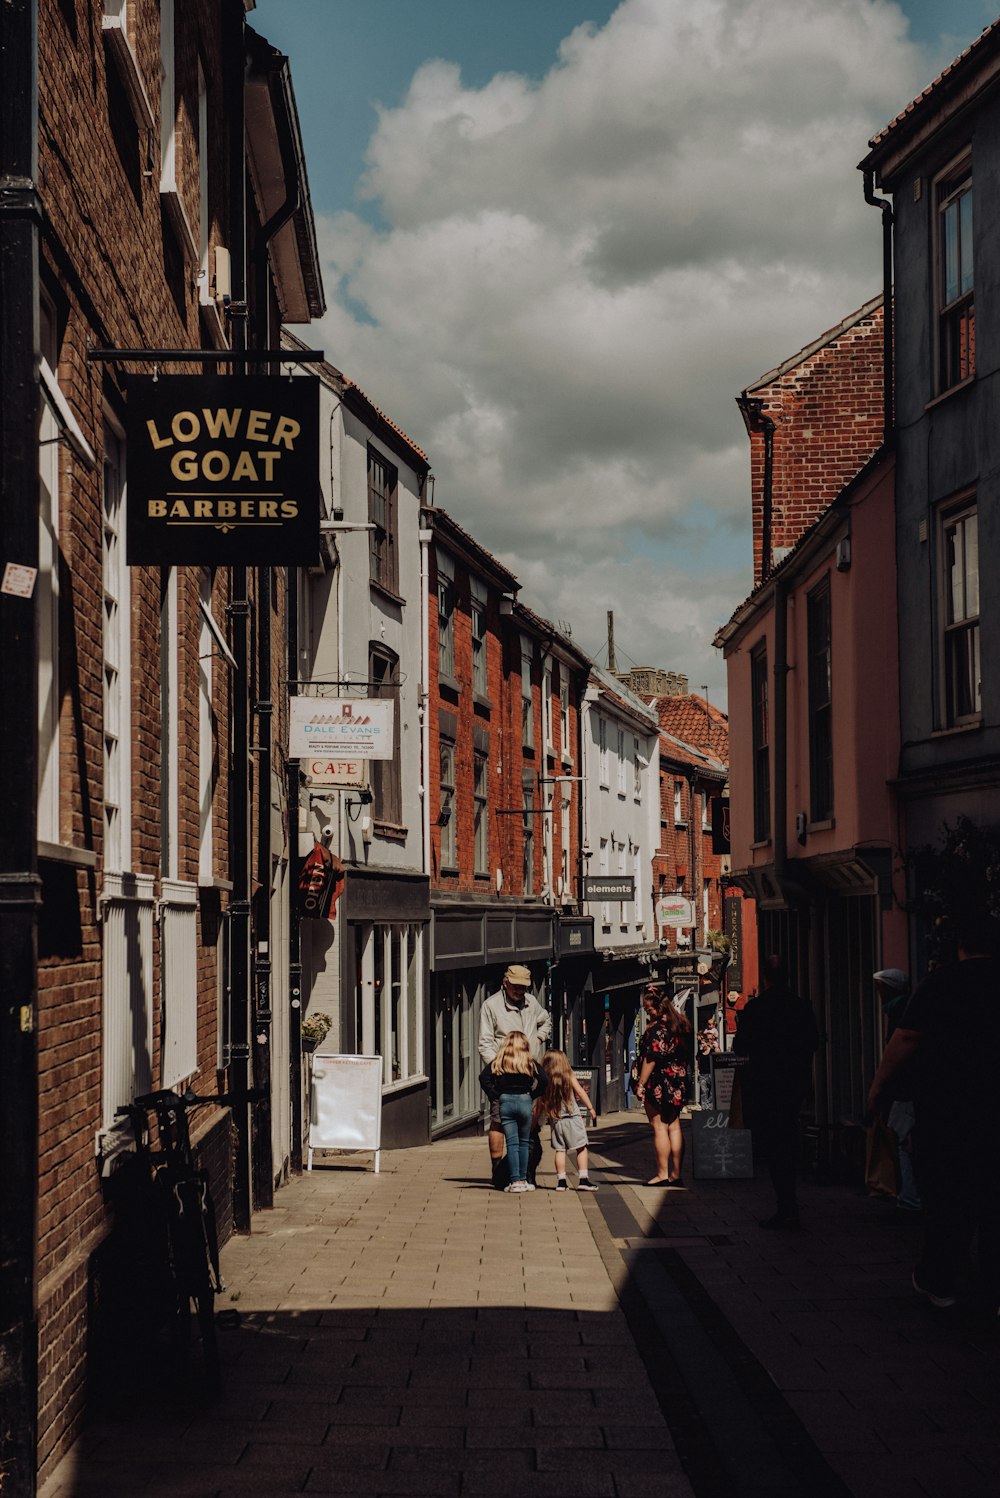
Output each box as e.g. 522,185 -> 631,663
863,172 -> 894,443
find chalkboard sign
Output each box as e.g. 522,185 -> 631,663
308,1054 -> 382,1172
691,1109 -> 753,1179
574,1068 -> 597,1121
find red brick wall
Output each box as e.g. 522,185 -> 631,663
747,302 -> 884,586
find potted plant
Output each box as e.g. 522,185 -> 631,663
301,1011 -> 332,1053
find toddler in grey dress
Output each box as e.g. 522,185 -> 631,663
536,1050 -> 599,1191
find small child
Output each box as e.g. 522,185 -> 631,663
537,1050 -> 599,1191
479,1031 -> 545,1193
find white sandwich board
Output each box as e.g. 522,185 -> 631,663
308,1053 -> 383,1173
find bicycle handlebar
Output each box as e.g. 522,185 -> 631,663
118,1086 -> 265,1118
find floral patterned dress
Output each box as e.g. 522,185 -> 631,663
640,1019 -> 689,1110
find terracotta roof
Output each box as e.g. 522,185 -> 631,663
865,19 -> 1000,154
658,729 -> 727,779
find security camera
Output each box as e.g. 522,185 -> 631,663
321,823 -> 335,840
582,845 -> 593,860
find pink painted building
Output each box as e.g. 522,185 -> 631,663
716,308 -> 908,1179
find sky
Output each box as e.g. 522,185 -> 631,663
251,0 -> 998,703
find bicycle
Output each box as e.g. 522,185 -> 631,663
116,1088 -> 233,1394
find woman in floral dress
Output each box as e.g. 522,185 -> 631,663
634,986 -> 692,1186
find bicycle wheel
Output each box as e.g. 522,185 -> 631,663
168,1183 -> 220,1394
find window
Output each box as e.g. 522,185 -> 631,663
368,447 -> 398,593
439,741 -> 456,866
634,847 -> 643,931
599,837 -> 610,925
702,793 -> 712,831
159,0 -> 196,260
370,647 -> 402,825
357,923 -> 425,1087
37,300 -> 61,844
102,1 -> 154,130
560,676 -> 570,758
542,787 -> 553,895
598,715 -> 609,787
674,780 -> 685,824
197,60 -> 211,306
471,576 -> 488,696
198,571 -> 215,882
618,842 -> 627,927
941,499 -> 981,724
633,737 -> 641,800
437,551 -> 455,679
808,578 -> 833,822
522,783 -> 535,896
473,753 -> 488,875
751,644 -> 770,842
103,424 -> 131,872
617,727 -> 626,795
560,794 -> 571,893
543,660 -> 554,750
161,569 -> 179,879
521,637 -> 534,749
936,156 -> 974,392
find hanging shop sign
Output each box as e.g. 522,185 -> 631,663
657,894 -> 695,928
303,757 -> 367,788
711,796 -> 731,854
724,894 -> 743,989
126,375 -> 320,565
583,876 -> 635,901
289,697 -> 394,759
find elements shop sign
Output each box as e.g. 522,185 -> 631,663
289,697 -> 394,759
583,875 -> 635,902
126,376 -> 319,564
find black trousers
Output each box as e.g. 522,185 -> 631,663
751,1101 -> 802,1217
918,1138 -> 1000,1302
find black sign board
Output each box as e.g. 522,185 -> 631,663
691,1110 -> 753,1179
583,876 -> 635,901
711,796 -> 731,854
573,1068 -> 597,1120
724,895 -> 743,989
711,1053 -> 749,1112
126,375 -> 320,565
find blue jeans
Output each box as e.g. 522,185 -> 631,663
499,1094 -> 533,1183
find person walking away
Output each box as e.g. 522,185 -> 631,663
536,1050 -> 599,1191
634,985 -> 692,1187
479,1032 -> 545,1193
735,955 -> 818,1229
479,964 -> 552,1189
868,915 -> 1000,1311
872,968 -> 921,1212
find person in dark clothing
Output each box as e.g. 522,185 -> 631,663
869,916 -> 1000,1310
735,955 -> 818,1229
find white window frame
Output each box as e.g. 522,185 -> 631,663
198,571 -> 215,883
617,727 -> 627,796
358,923 -> 426,1089
473,752 -> 488,875
161,568 -> 179,881
560,794 -> 571,894
633,737 -> 642,802
159,0 -> 196,261
674,780 -> 685,825
599,837 -> 610,925
440,740 -> 456,867
634,847 -> 643,933
102,0 -> 155,129
618,841 -> 628,928
542,658 -> 554,751
560,676 -> 571,761
471,575 -> 488,697
102,418 -> 132,874
37,303 -> 61,845
598,715 -> 609,788
520,636 -> 534,749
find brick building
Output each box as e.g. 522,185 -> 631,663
738,296 -> 885,585
0,2 -> 322,1486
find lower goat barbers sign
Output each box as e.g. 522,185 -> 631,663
126,375 -> 320,565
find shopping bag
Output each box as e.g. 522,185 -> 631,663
864,1113 -> 900,1198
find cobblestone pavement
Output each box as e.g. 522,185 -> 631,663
39,1114 -> 1000,1498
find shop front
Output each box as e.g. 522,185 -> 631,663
429,902 -> 557,1138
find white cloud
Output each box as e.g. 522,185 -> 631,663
305,0 -> 927,701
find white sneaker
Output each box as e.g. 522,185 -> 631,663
505,1181 -> 528,1193
523,1182 -> 536,1190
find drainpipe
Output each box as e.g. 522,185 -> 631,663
737,396 -> 776,582
0,0 -> 40,1488
287,567 -> 303,1172
226,0 -> 251,1234
419,518 -> 433,880
863,171 -> 894,444
251,565 -> 274,1210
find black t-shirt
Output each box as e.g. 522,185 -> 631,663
901,956 -> 1000,1133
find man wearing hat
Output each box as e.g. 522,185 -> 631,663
479,965 -> 552,1189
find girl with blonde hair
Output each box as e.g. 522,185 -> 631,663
478,1031 -> 545,1193
536,1049 -> 599,1191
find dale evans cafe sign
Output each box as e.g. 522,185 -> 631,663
290,698 -> 394,759
127,376 -> 319,565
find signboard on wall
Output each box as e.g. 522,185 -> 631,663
126,376 -> 319,565
711,797 -> 732,854
657,894 -> 695,928
724,895 -> 743,989
303,757 -> 367,788
583,876 -> 635,902
290,697 -> 394,759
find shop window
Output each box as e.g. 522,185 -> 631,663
368,446 -> 398,593
940,497 -> 981,725
807,577 -> 833,821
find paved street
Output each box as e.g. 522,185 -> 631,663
40,1115 -> 1000,1498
